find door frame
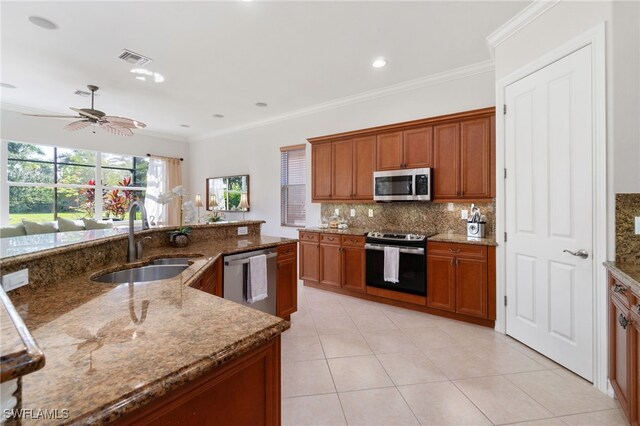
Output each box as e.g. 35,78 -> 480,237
495,23 -> 608,392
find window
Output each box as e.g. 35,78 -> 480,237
280,145 -> 306,227
3,141 -> 148,224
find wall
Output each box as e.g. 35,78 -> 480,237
189,71 -> 496,238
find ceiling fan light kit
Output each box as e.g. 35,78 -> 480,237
23,85 -> 146,137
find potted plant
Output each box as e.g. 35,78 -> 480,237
158,186 -> 195,247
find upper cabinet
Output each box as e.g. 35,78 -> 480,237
308,107 -> 495,203
376,127 -> 433,171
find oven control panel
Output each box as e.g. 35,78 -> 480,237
366,231 -> 428,242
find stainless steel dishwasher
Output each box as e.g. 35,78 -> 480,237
223,248 -> 278,315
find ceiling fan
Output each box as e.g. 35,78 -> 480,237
23,85 -> 146,136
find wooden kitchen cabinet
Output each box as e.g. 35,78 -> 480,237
375,127 -> 433,171
276,243 -> 298,319
299,232 -> 320,282
319,234 -> 341,287
312,142 -> 332,200
341,235 -> 366,293
609,273 -> 633,421
427,242 -> 488,319
352,136 -> 376,200
433,116 -> 494,202
189,258 -> 222,297
332,139 -> 354,200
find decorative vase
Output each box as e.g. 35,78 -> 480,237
170,233 -> 189,248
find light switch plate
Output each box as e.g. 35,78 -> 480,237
2,269 -> 29,292
461,210 -> 469,220
635,217 -> 640,235
335,208 -> 340,216
368,209 -> 374,218
237,226 -> 248,236
350,209 -> 355,217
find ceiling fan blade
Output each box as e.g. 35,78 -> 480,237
103,116 -> 146,129
70,107 -> 102,121
23,113 -> 82,119
100,122 -> 133,137
64,120 -> 92,132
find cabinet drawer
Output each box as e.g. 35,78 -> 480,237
428,242 -> 487,259
341,235 -> 365,247
278,243 -> 297,259
610,275 -> 630,308
300,232 -> 320,242
320,234 -> 341,245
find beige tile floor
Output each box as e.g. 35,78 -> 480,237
282,283 -> 626,426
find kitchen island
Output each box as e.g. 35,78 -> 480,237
1,223 -> 294,425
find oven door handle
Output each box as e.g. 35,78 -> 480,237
365,243 -> 425,255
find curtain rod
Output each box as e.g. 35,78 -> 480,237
146,153 -> 184,161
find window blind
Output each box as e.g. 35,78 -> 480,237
280,145 -> 306,227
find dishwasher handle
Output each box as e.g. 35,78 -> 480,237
224,252 -> 277,266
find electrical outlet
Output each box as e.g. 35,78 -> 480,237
461,210 -> 469,220
368,209 -> 374,218
350,209 -> 355,217
335,208 -> 340,216
237,226 -> 248,236
635,217 -> 640,235
2,269 -> 29,292
447,203 -> 454,211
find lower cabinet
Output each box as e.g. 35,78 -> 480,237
427,242 -> 488,319
117,336 -> 281,426
189,258 -> 222,297
299,232 -> 320,282
608,271 -> 639,424
319,234 -> 341,287
341,236 -> 366,293
276,243 -> 298,319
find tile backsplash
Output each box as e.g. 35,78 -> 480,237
320,201 -> 495,237
616,193 -> 640,264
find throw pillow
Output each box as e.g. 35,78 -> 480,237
22,220 -> 59,235
58,217 -> 86,232
0,223 -> 27,238
82,218 -> 114,230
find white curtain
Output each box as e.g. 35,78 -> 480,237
144,158 -> 168,225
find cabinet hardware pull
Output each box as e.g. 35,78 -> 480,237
619,313 -> 631,329
448,249 -> 461,253
450,258 -> 455,266
351,239 -> 358,243
455,258 -> 459,267
613,284 -> 625,294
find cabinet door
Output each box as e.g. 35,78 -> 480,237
376,131 -> 403,171
460,117 -> 491,199
342,245 -> 365,293
319,243 -> 341,287
277,256 -> 298,318
427,254 -> 456,312
610,293 -> 631,417
403,126 -> 433,169
631,308 -> 640,425
312,142 -> 332,200
332,139 -> 354,199
352,136 -> 375,200
433,122 -> 460,199
299,241 -> 319,282
455,257 -> 487,318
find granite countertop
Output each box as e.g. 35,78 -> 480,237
428,233 -> 498,247
299,227 -> 369,236
604,261 -> 640,291
5,235 -> 294,425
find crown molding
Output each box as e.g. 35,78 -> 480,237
1,102 -> 189,143
189,60 -> 495,142
486,0 -> 560,53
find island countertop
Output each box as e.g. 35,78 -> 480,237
5,235 -> 294,425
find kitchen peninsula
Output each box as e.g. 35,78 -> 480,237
0,221 -> 296,425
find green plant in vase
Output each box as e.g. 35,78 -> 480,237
158,185 -> 196,246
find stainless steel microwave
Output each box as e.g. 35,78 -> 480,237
373,168 -> 432,201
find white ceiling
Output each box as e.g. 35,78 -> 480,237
1,1 -> 528,142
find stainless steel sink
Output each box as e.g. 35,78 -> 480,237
91,265 -> 188,284
149,257 -> 193,266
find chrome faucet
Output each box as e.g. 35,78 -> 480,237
127,200 -> 150,262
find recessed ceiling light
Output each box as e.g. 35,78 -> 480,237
28,16 -> 58,30
212,114 -> 225,118
372,57 -> 387,68
180,124 -> 191,128
255,102 -> 268,107
0,83 -> 17,89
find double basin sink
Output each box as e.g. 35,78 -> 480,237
91,257 -> 200,284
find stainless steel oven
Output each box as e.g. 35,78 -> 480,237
365,231 -> 430,296
373,168 -> 432,202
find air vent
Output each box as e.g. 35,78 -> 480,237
118,49 -> 152,66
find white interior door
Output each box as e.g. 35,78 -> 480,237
505,45 -> 594,381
